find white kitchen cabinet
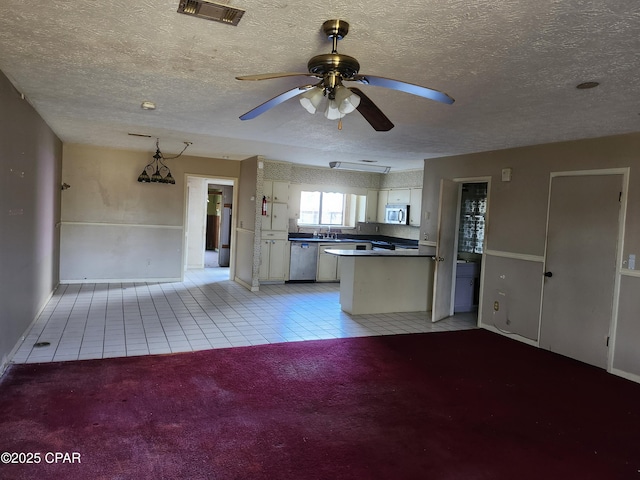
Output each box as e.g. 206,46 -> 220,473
376,190 -> 389,223
261,180 -> 289,231
262,180 -> 289,203
260,180 -> 290,282
387,188 -> 411,204
409,188 -> 423,226
261,202 -> 288,231
272,181 -> 289,203
366,190 -> 378,222
260,238 -> 289,282
317,244 -> 339,282
317,243 -> 371,282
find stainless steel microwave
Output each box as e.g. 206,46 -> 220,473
385,204 -> 410,224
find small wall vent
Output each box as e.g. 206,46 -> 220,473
177,0 -> 245,26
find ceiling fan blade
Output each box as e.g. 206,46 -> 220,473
349,87 -> 394,131
236,72 -> 318,81
350,75 -> 455,105
239,85 -> 312,120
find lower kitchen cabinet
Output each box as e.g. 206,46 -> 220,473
259,239 -> 289,282
317,244 -> 339,282
317,243 -> 371,282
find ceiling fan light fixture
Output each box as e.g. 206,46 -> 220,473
325,99 -> 342,120
334,86 -> 360,114
236,19 -> 454,131
299,87 -> 323,114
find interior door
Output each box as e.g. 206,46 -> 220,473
432,179 -> 459,322
539,174 -> 621,368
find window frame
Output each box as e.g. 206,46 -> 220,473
298,190 -> 347,227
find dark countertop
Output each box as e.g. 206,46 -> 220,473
288,237 -> 362,243
324,248 -> 434,257
288,234 -> 419,250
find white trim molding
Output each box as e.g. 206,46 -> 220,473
620,268 -> 640,278
60,221 -> 183,230
484,249 -> 545,263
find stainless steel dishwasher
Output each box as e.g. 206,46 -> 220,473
289,241 -> 318,281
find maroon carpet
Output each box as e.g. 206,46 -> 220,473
1,329 -> 639,479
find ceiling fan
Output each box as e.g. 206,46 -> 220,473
236,19 -> 455,131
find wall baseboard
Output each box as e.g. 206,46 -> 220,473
60,277 -> 182,284
1,284 -> 58,377
480,324 -> 539,347
610,368 -> 640,384
235,277 -> 259,292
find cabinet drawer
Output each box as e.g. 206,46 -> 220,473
262,230 -> 288,240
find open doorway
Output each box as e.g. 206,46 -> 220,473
453,182 -> 487,316
432,178 -> 490,323
185,176 -> 235,281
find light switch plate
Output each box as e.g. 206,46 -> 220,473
501,168 -> 512,182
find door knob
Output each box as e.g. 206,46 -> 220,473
544,271 -> 553,277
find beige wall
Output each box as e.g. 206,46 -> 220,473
0,70 -> 62,371
422,132 -> 640,379
60,144 -> 240,282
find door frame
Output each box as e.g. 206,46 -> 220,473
454,176 -> 492,326
183,174 -> 238,281
539,168 -> 629,372
432,176 -> 491,323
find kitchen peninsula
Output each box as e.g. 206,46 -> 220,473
326,248 -> 435,315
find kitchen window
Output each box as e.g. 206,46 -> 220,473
299,191 -> 345,226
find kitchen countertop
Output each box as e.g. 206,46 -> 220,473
324,248 -> 433,257
288,237 -> 363,243
288,235 -> 419,249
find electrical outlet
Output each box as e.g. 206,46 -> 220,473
493,301 -> 500,311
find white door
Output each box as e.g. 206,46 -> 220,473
431,179 -> 459,322
539,173 -> 622,368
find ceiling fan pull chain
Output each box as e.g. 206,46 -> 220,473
338,118 -> 343,130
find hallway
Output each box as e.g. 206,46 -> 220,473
12,268 -> 477,364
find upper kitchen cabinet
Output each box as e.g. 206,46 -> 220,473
409,188 -> 422,226
366,190 -> 378,223
262,180 -> 289,231
263,180 -> 289,203
387,188 -> 411,204
376,190 -> 389,223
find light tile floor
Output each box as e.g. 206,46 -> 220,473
12,267 -> 478,365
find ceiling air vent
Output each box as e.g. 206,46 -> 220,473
177,0 -> 245,26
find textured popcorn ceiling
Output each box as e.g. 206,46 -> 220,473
0,1 -> 639,170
